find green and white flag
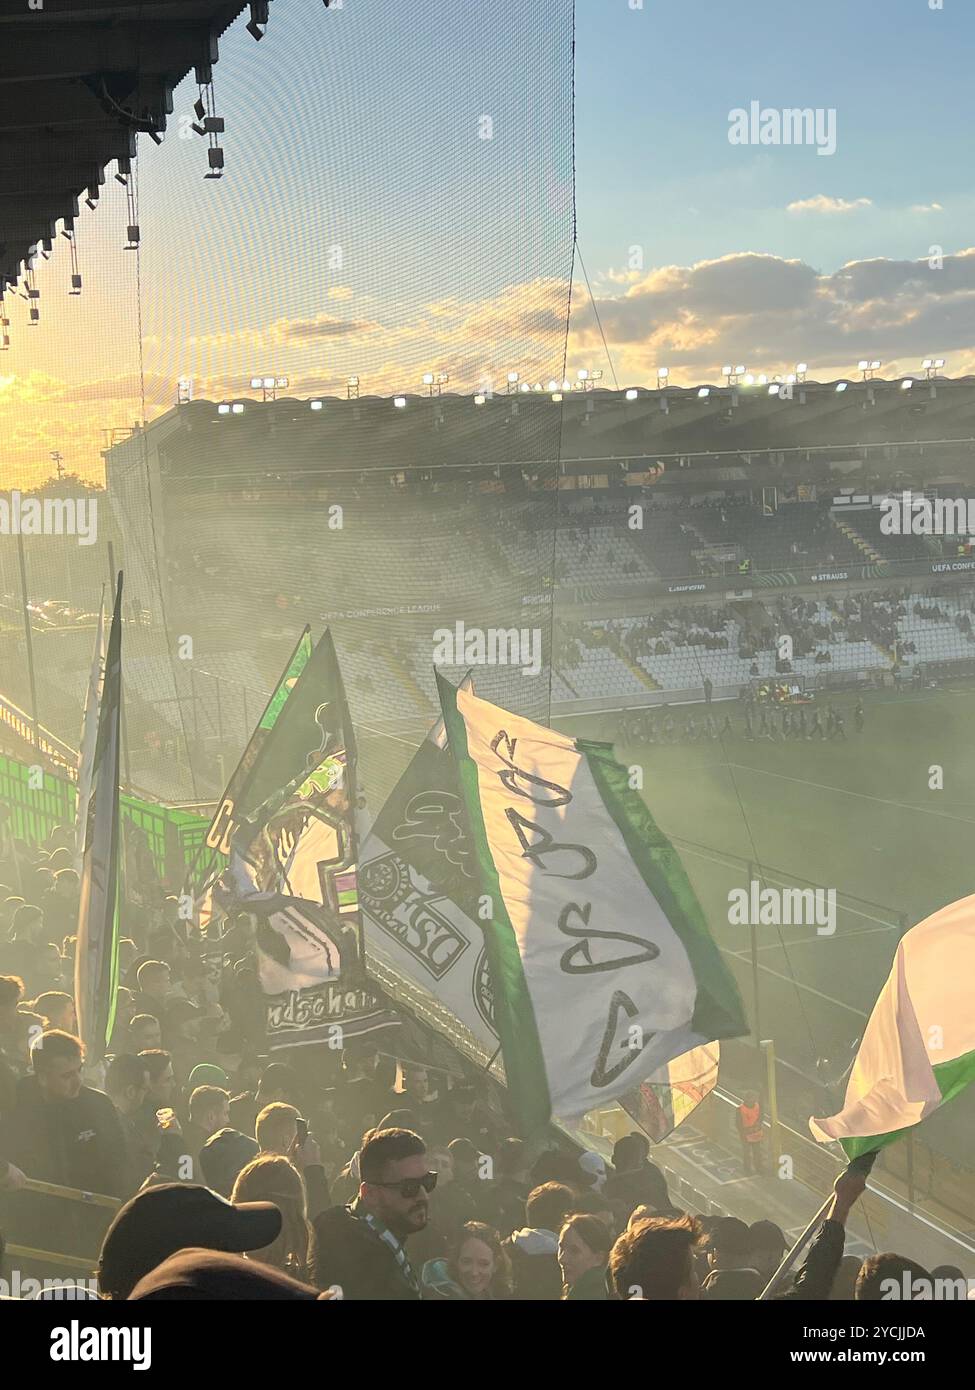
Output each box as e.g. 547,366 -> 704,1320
74,573 -> 124,1059
437,673 -> 746,1130
810,893 -> 975,1157
618,1042 -> 720,1143
359,676 -> 500,1070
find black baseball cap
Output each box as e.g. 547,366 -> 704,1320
98,1183 -> 282,1299
129,1249 -> 322,1301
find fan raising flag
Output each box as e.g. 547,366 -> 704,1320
74,572 -> 124,1060
436,673 -> 746,1131
810,893 -> 975,1157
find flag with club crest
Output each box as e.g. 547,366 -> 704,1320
359,675 -> 501,1071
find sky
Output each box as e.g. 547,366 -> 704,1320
0,0 -> 973,488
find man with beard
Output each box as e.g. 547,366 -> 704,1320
309,1128 -> 434,1299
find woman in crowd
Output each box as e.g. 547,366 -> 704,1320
422,1220 -> 512,1300
559,1212 -> 613,1300
231,1154 -> 312,1281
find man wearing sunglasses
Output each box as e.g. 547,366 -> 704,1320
310,1127 -> 436,1300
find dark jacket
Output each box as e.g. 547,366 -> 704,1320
310,1203 -> 421,1301
604,1160 -> 670,1218
775,1218 -> 845,1301
565,1264 -> 609,1301
0,1073 -> 128,1197
504,1227 -> 563,1301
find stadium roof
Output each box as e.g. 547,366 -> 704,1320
0,0 -> 254,291
103,377 -> 975,482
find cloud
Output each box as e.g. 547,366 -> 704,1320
5,246 -> 975,489
568,247 -> 975,384
911,202 -> 944,214
786,195 -> 873,215
272,312 -> 382,342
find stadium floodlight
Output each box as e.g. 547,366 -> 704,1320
625,388 -> 638,400
697,387 -> 710,399
276,377 -> 289,389
348,375 -> 359,386
347,374 -> 360,399
577,368 -> 589,381
785,373 -> 797,385
547,379 -> 559,392
768,384 -> 781,396
870,360 -> 881,370
551,392 -> 563,402
177,377 -> 193,404
249,377 -> 262,389
859,360 -> 881,380
533,382 -> 543,392
922,358 -> 933,370
795,362 -> 808,381
857,360 -> 869,370
232,402 -> 244,414
923,357 -> 946,379
310,399 -> 323,410
393,396 -> 406,408
562,378 -> 571,391
591,370 -> 603,380
935,358 -> 946,368
721,365 -> 733,377
519,382 -> 530,393
217,403 -> 230,415
743,373 -> 755,386
735,364 -> 745,375
261,377 -> 274,389
835,381 -> 848,392
474,394 -> 486,405
422,372 -> 434,385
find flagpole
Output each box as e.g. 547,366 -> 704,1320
107,544 -> 132,794
756,1151 -> 877,1299
15,530 -> 40,751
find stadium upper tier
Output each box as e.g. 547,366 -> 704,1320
104,377 -> 975,480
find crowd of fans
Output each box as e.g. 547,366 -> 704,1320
0,809 -> 969,1303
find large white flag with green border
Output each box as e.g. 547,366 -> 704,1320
810,893 -> 975,1157
436,673 -> 746,1131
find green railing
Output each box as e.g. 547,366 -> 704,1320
0,752 -> 210,884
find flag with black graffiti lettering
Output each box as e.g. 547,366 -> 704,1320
359,676 -> 501,1071
436,672 -> 746,1130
